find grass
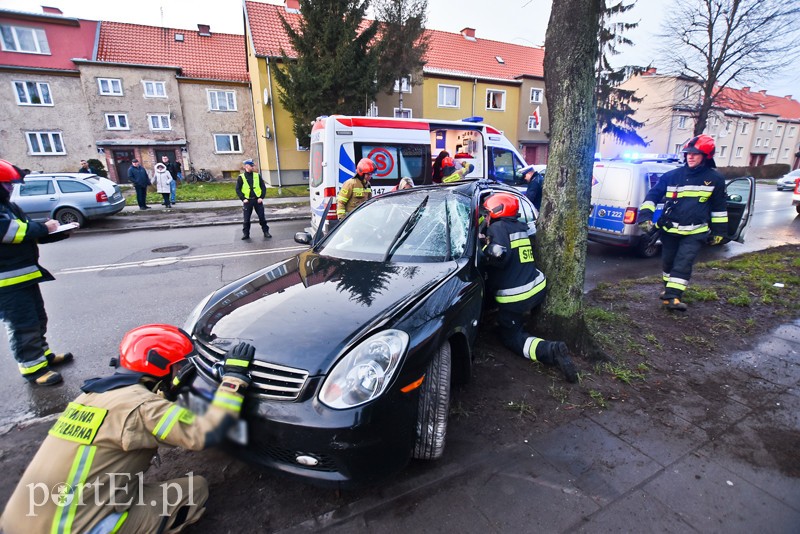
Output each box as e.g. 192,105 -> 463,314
505,399 -> 536,417
589,389 -> 607,408
124,182 -> 309,205
603,362 -> 646,384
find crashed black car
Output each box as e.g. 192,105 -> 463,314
182,180 -> 538,486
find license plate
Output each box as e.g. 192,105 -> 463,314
181,393 -> 248,445
111,193 -> 122,201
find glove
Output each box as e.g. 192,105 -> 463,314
485,243 -> 507,261
709,235 -> 724,246
164,363 -> 197,401
222,342 -> 255,386
638,220 -> 654,233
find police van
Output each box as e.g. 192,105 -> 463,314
589,156 -> 756,257
307,115 -> 528,232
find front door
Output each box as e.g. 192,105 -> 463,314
114,150 -> 134,183
724,176 -> 756,243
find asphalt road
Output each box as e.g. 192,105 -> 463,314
0,185 -> 797,429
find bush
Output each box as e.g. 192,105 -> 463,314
717,163 -> 790,180
87,158 -> 108,178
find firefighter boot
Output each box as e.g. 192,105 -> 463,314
45,350 -> 74,366
26,368 -> 63,386
662,297 -> 688,311
542,341 -> 578,383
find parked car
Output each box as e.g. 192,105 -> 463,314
183,180 -> 538,486
12,173 -> 125,226
792,176 -> 800,214
776,169 -> 800,191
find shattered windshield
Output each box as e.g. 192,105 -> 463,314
320,191 -> 471,262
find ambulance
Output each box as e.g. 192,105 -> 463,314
307,115 -> 528,232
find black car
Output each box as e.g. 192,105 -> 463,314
183,180 -> 537,486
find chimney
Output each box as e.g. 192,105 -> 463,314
741,87 -> 750,92
785,95 -> 793,99
460,27 -> 476,41
758,89 -> 767,95
197,24 -> 211,37
41,6 -> 63,15
286,0 -> 301,11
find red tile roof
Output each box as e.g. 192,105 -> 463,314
717,87 -> 800,121
244,0 -> 544,82
96,21 -> 248,82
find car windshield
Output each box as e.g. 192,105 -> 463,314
320,190 -> 472,262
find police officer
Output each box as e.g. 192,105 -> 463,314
1,325 -> 255,534
481,192 -> 578,383
337,158 -> 374,219
637,135 -> 728,311
235,159 -> 271,240
0,160 -> 74,386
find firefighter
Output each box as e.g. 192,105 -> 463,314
637,135 -> 728,311
0,159 -> 74,386
481,192 -> 578,383
337,158 -> 374,219
235,159 -> 271,240
441,157 -> 475,183
0,324 -> 255,534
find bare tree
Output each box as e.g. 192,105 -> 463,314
658,0 -> 800,135
536,0 -> 603,353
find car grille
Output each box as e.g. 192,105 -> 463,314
194,340 -> 309,400
247,443 -> 338,472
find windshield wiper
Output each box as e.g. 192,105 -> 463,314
383,195 -> 429,262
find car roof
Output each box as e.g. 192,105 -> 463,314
24,173 -> 99,179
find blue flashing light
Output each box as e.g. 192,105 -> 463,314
461,116 -> 484,123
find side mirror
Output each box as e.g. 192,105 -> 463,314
727,194 -> 742,202
294,232 -> 312,245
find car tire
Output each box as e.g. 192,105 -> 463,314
412,340 -> 451,461
55,207 -> 85,226
636,236 -> 660,258
796,205 -> 800,215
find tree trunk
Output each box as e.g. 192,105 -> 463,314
535,0 -> 603,358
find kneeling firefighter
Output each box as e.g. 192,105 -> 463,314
481,192 -> 578,383
0,324 -> 255,534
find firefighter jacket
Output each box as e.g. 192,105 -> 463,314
638,164 -> 728,236
236,172 -> 266,201
0,380 -> 245,534
442,163 -> 475,183
484,217 -> 546,314
0,201 -> 63,294
336,175 -> 372,219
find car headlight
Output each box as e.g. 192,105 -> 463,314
319,330 -> 409,409
182,293 -> 213,334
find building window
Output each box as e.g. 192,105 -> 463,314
213,133 -> 242,153
394,108 -> 412,118
713,116 -> 719,126
486,89 -> 505,111
13,81 -> 52,105
764,137 -> 770,146
678,116 -> 687,129
769,148 -> 777,157
438,85 -> 459,108
295,138 -> 309,151
740,123 -> 748,134
142,81 -> 166,98
148,114 -> 171,131
768,122 -> 773,131
776,125 -> 783,135
0,25 -> 50,54
530,88 -> 543,103
735,147 -> 743,158
784,148 -> 790,159
726,120 -> 732,131
104,113 -> 129,130
366,102 -> 378,117
393,76 -> 411,93
755,138 -> 761,146
527,108 -> 541,131
790,126 -> 797,136
719,145 -> 727,157
98,78 -> 123,96
759,121 -> 765,130
683,85 -> 690,98
26,131 -> 64,155
674,144 -> 683,154
208,90 -> 236,111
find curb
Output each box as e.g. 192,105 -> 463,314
78,214 -> 310,235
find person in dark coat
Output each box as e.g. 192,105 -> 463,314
127,159 -> 151,210
161,155 -> 182,205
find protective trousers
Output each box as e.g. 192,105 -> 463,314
242,201 -> 269,237
660,232 -> 706,299
0,284 -> 50,377
115,476 -> 209,534
496,308 -> 552,364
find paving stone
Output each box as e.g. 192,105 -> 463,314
771,324 -> 800,344
573,489 -> 693,533
727,349 -> 800,388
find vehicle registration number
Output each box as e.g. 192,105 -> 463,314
180,393 -> 248,445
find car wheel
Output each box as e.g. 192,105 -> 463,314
412,340 -> 451,461
55,207 -> 85,226
636,236 -> 660,258
796,205 -> 800,215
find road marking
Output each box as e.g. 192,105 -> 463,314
57,246 -> 308,275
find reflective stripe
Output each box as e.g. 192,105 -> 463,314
19,356 -> 48,375
666,280 -> 687,291
496,271 -> 546,304
2,219 -> 27,244
662,272 -> 670,282
509,231 -> 528,242
212,390 -> 243,413
523,337 -> 542,361
51,444 -> 96,534
640,201 -> 656,212
239,173 -> 262,198
0,265 -> 43,288
225,359 -> 250,368
509,238 -> 530,249
711,211 -> 727,218
710,215 -> 728,223
663,223 -> 708,235
152,405 -> 184,440
337,194 -> 350,203
110,511 -> 128,533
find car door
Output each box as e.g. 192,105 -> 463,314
14,178 -> 58,221
723,176 -> 756,243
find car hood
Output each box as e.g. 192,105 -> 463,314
193,251 -> 457,374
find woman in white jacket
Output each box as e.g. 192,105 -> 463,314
152,163 -> 174,209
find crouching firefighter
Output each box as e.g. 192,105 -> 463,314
480,192 -> 578,383
636,134 -> 728,311
0,324 -> 255,534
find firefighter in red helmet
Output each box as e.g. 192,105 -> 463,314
1,324 -> 255,534
337,158 -> 375,219
637,134 -> 728,311
0,159 -> 75,386
481,192 -> 578,383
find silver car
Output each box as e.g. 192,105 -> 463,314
12,173 -> 126,226
776,169 -> 800,191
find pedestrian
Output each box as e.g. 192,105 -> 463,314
637,134 -> 728,311
337,158 -> 374,220
127,159 -> 151,210
77,159 -> 93,174
480,192 -> 578,383
522,167 -> 544,218
235,159 -> 271,240
0,324 -> 255,534
161,155 -> 182,205
441,157 -> 474,183
0,160 -> 75,386
152,162 -> 174,209
431,151 -> 450,184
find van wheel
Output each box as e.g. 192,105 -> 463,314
636,237 -> 660,258
55,207 -> 85,227
412,341 -> 451,460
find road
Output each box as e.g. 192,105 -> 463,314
0,184 -> 797,428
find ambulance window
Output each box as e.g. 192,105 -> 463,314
356,143 -> 428,184
310,143 -> 324,187
489,148 -> 524,185
597,167 -> 632,201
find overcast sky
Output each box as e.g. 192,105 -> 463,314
2,0 -> 797,96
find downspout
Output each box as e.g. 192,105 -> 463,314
727,117 -> 739,167
665,112 -> 675,154
266,58 -> 282,187
775,120 -> 788,165
472,78 -> 477,116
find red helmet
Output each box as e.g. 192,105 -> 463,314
356,158 -> 376,175
0,160 -> 22,183
483,192 -> 519,220
441,156 -> 455,168
682,135 -> 715,158
118,324 -> 195,378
